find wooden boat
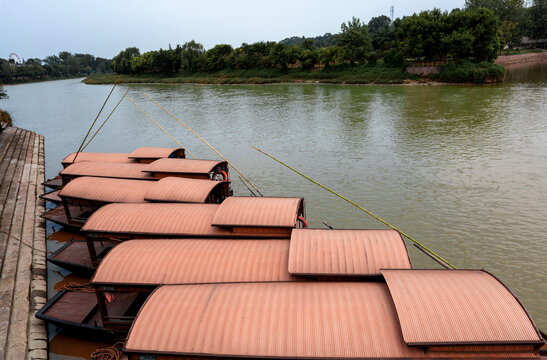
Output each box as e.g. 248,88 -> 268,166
50,197 -> 306,275
38,229 -> 413,339
41,147 -> 186,189
60,147 -> 185,167
123,270 -> 545,359
42,176 -> 230,229
58,158 -> 229,185
39,189 -> 62,204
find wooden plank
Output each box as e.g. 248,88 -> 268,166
6,132 -> 36,359
0,129 -> 31,354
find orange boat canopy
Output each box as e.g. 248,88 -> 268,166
125,282 -> 425,359
142,158 -> 228,176
58,177 -> 155,203
60,162 -> 154,181
58,176 -> 225,204
382,269 -> 544,346
82,203 -> 229,237
61,152 -> 134,167
213,196 -> 304,228
128,147 -> 185,161
91,239 -> 295,285
289,229 -> 411,276
144,177 -> 227,203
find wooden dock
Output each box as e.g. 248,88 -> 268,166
0,126 -> 47,360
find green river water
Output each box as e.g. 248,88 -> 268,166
3,63 -> 546,358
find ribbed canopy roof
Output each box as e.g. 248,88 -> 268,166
60,162 -> 154,180
125,282 -> 425,358
143,158 -> 227,174
128,147 -> 184,160
61,152 -> 134,166
92,239 -> 294,285
144,177 -> 225,203
82,203 -> 229,237
382,269 -> 543,346
213,197 -> 303,228
59,177 -> 155,203
289,229 -> 411,276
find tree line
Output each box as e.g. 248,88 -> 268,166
112,1 -> 545,76
0,52 -> 112,84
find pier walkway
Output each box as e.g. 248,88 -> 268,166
0,126 -> 47,360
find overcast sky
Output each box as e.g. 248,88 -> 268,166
1,0 -> 464,61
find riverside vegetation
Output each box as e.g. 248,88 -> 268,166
86,7 -> 513,85
3,1 -> 546,86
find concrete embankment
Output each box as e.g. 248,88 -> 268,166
0,125 -> 47,360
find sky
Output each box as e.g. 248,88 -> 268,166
1,0 -> 464,61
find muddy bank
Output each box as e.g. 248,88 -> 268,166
495,51 -> 547,67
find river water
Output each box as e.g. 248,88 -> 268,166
3,64 -> 546,358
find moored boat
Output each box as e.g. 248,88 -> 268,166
123,270 -> 545,359
39,229 -> 413,339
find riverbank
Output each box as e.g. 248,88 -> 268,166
83,65 -> 419,85
495,51 -> 547,67
83,61 -> 510,85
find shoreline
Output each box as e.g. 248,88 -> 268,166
495,51 -> 547,67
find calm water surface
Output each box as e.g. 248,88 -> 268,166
4,64 -> 546,358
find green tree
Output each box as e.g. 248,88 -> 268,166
337,17 -> 373,64
0,86 -> 7,100
368,15 -> 394,51
529,0 -> 547,39
112,47 -> 140,74
269,43 -> 300,69
318,47 -> 340,67
464,0 -> 524,23
499,20 -> 518,51
397,9 -> 450,61
181,41 -> 205,72
206,44 -> 233,71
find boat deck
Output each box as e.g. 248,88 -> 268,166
0,126 -> 47,359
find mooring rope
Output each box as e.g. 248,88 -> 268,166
81,89 -> 129,151
90,342 -> 125,360
72,78 -> 119,164
142,92 -> 263,197
252,145 -> 456,269
123,92 -> 197,159
60,282 -> 95,293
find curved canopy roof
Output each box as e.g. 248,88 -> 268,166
125,282 -> 425,359
82,203 -> 229,237
144,177 -> 225,203
212,197 -> 304,228
59,177 -> 155,203
58,176 -> 223,204
381,269 -> 543,346
60,162 -> 154,180
92,239 -> 294,285
143,158 -> 227,175
289,229 -> 411,277
61,152 -> 134,166
128,147 -> 184,160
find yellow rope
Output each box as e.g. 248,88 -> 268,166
123,92 -> 197,159
252,145 -> 456,269
73,78 -> 119,163
81,89 -> 129,151
142,92 -> 262,196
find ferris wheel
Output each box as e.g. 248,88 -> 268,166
8,53 -> 21,63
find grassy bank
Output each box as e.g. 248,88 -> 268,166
84,62 -> 508,85
84,65 -> 418,85
437,61 -> 505,83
